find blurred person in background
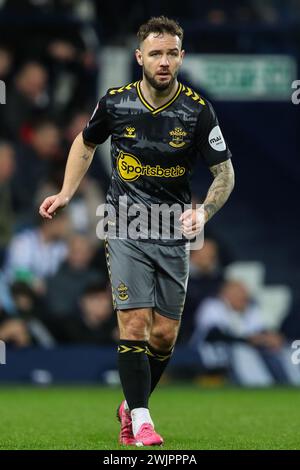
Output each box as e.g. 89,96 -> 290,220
4,211 -> 69,292
10,281 -> 56,347
36,174 -> 107,242
0,281 -> 56,348
12,119 -> 63,224
0,279 -> 117,349
51,282 -> 118,345
63,110 -> 110,189
66,178 -> 106,239
0,312 -> 31,348
0,45 -> 13,82
3,61 -> 49,141
190,280 -> 299,385
0,271 -> 15,316
46,234 -> 105,317
64,111 -> 92,147
0,45 -> 13,138
179,238 -> 224,343
0,141 -> 15,266
46,37 -> 98,121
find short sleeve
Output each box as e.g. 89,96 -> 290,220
195,100 -> 232,167
82,95 -> 111,145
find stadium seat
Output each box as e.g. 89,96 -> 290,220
257,285 -> 292,330
224,261 -> 265,296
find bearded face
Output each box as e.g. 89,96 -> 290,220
136,33 -> 184,92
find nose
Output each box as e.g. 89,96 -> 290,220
159,54 -> 169,67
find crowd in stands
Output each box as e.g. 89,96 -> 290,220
0,2 -> 111,347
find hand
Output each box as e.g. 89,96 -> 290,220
249,332 -> 284,351
0,319 -> 31,348
179,207 -> 207,239
261,332 -> 284,351
39,193 -> 70,219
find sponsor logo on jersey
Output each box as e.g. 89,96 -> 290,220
117,282 -> 129,301
208,126 -> 226,151
117,152 -> 186,181
124,126 -> 136,138
169,127 -> 187,148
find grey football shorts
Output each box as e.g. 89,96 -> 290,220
104,238 -> 190,320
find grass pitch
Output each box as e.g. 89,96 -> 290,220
0,386 -> 299,450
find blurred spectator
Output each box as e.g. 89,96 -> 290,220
251,0 -> 280,24
0,281 -> 56,348
46,234 -> 104,316
0,271 -> 15,315
179,238 -> 224,343
12,119 -> 63,223
0,46 -> 12,130
63,110 -> 111,190
10,281 -> 56,347
0,141 -> 15,264
61,110 -> 107,234
0,0 -> 92,16
67,178 -> 106,238
0,45 -> 13,81
0,316 -> 31,348
190,280 -> 300,385
0,282 -> 31,348
36,181 -> 106,242
4,212 -> 69,291
64,111 -> 91,145
46,38 -> 97,121
3,61 -> 49,140
0,279 -> 117,347
193,281 -> 269,343
206,7 -> 228,25
51,282 -> 118,344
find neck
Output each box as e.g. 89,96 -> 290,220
140,76 -> 178,107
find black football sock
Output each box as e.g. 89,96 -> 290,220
118,340 -> 151,410
147,343 -> 174,394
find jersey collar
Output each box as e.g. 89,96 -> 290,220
136,80 -> 182,115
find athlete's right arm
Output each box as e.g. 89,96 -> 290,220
39,132 -> 97,219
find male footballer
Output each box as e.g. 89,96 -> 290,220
39,16 -> 234,447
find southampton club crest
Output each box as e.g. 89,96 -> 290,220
117,282 -> 129,301
169,127 -> 187,148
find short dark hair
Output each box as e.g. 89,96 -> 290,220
82,281 -> 109,298
137,16 -> 184,45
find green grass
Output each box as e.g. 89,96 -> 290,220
0,385 -> 299,450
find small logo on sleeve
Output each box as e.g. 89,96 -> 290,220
124,127 -> 136,138
208,126 -> 226,151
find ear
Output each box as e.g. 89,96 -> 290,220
179,49 -> 185,66
135,48 -> 143,66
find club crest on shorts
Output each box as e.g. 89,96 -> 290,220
117,282 -> 129,300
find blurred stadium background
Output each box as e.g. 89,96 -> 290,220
0,0 -> 300,450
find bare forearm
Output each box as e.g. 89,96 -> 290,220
203,159 -> 235,221
60,132 -> 97,200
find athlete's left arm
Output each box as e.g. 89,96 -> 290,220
204,159 -> 235,222
180,159 -> 234,237
180,99 -> 235,237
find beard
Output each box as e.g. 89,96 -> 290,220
143,67 -> 177,91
